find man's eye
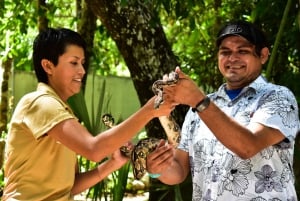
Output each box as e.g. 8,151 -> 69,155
239,50 -> 250,54
220,51 -> 231,56
71,62 -> 78,65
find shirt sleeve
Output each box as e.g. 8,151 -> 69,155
23,95 -> 76,139
251,86 -> 299,142
178,108 -> 197,152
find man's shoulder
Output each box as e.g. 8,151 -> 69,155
252,76 -> 294,94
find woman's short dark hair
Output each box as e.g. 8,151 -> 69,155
33,28 -> 86,83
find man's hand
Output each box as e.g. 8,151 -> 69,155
146,140 -> 175,175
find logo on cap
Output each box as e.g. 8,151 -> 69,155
216,21 -> 268,48
229,25 -> 243,34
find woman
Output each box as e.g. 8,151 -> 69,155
3,28 -> 175,200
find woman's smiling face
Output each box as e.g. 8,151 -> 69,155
217,35 -> 269,90
45,45 -> 86,101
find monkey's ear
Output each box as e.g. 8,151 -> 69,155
41,59 -> 54,74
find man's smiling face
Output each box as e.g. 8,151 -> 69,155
218,35 -> 269,90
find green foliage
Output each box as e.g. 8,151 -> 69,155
0,0 -> 40,69
0,0 -> 128,76
161,0 -> 259,91
68,76 -> 131,200
111,163 -> 131,201
1,0 -> 300,200
91,24 -> 129,77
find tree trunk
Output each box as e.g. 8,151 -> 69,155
77,0 -> 97,90
85,0 -> 182,139
84,0 -> 189,200
0,58 -> 13,168
37,0 -> 49,31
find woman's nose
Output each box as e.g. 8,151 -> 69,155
79,64 -> 86,75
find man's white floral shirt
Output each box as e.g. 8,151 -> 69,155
178,76 -> 299,201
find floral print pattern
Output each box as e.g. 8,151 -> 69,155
178,76 -> 299,201
254,165 -> 282,193
218,153 -> 251,196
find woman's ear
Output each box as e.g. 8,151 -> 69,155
41,59 -> 53,74
260,47 -> 269,65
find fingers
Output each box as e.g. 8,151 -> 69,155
151,93 -> 178,116
146,140 -> 174,174
174,66 -> 186,78
111,149 -> 130,167
123,141 -> 134,150
175,66 -> 184,78
161,90 -> 179,106
175,67 -> 191,81
149,67 -> 198,112
163,74 -> 169,81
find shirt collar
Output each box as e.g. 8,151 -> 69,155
215,75 -> 268,99
36,82 -> 76,116
37,82 -> 62,101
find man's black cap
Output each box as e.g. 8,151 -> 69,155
216,20 -> 268,48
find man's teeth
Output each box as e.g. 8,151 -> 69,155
227,66 -> 242,69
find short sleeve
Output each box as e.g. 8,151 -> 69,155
251,87 -> 299,142
23,95 -> 76,139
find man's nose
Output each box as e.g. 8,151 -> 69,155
228,52 -> 240,61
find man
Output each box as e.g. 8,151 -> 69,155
147,20 -> 299,200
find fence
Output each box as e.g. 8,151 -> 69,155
9,71 -> 141,123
